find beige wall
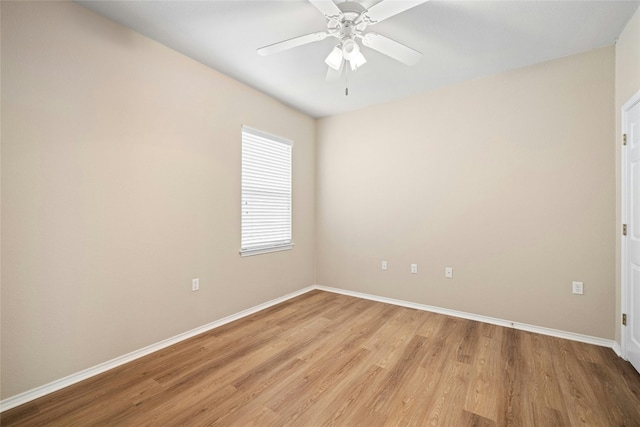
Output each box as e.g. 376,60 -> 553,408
615,5 -> 640,344
0,1 -> 315,399
317,47 -> 616,339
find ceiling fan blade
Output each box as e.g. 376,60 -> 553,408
362,32 -> 422,65
326,61 -> 344,82
308,0 -> 342,18
365,0 -> 429,24
257,32 -> 328,56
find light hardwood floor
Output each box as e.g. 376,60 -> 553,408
3,290 -> 640,426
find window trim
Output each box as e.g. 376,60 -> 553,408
240,125 -> 293,257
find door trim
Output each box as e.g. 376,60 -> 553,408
621,89 -> 640,360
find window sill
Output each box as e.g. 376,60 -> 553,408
240,244 -> 294,257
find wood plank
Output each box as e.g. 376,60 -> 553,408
463,336 -> 501,422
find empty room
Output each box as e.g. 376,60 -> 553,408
2,0 -> 640,425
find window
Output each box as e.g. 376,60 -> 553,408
240,126 -> 293,256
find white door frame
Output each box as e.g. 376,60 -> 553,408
621,89 -> 640,360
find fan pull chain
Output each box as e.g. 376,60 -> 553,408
345,65 -> 349,96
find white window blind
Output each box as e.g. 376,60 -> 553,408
241,126 -> 293,256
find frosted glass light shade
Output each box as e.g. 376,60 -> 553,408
342,39 -> 359,60
350,51 -> 367,70
325,46 -> 343,71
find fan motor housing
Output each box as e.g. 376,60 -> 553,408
337,1 -> 366,16
333,2 -> 367,37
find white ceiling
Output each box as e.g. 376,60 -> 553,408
77,0 -> 639,118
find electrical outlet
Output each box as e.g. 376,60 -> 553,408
445,267 -> 453,278
572,281 -> 583,295
192,278 -> 200,292
382,261 -> 388,271
411,264 -> 418,274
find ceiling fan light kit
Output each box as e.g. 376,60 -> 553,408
325,39 -> 367,72
257,0 -> 429,83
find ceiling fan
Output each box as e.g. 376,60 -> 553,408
257,0 -> 429,82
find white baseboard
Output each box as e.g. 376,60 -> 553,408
1,283 -> 622,413
0,286 -> 315,413
314,285 -> 618,350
